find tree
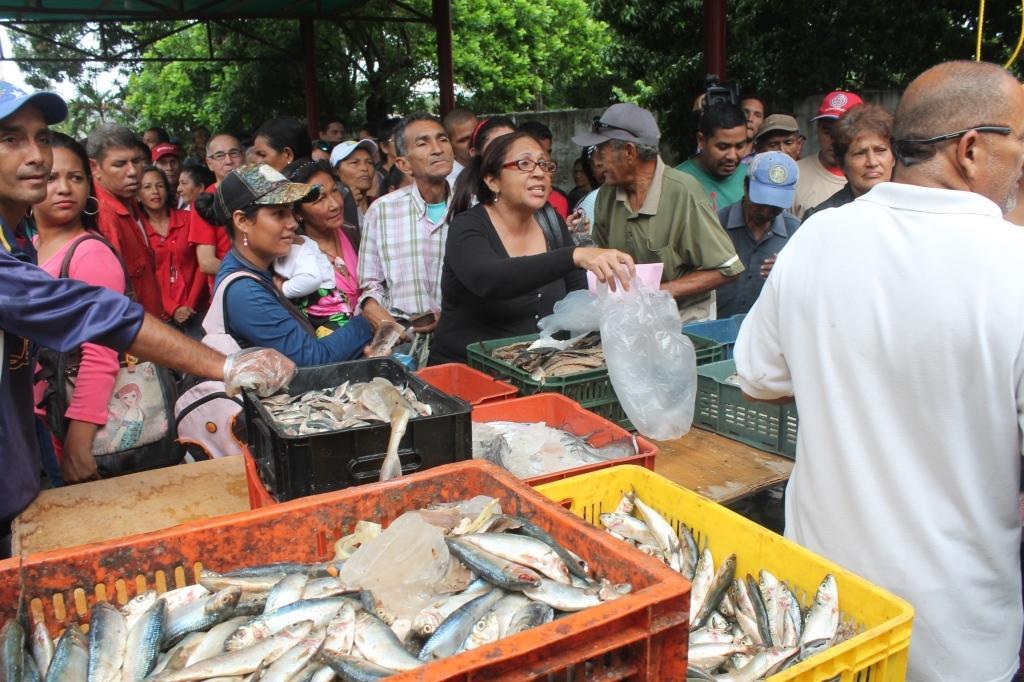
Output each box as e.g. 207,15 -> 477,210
593,0 -> 1024,152
7,0 -> 614,139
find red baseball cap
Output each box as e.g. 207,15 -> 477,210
811,91 -> 864,121
151,142 -> 181,162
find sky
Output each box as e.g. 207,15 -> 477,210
0,26 -> 118,100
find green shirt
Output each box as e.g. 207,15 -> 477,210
593,158 -> 743,320
676,158 -> 747,211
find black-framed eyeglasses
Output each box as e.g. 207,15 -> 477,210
502,158 -> 558,174
896,125 -> 1012,145
592,117 -> 633,136
208,148 -> 244,161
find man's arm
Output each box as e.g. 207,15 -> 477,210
127,314 -> 225,379
661,269 -> 739,300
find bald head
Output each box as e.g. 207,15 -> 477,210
894,61 -> 1020,146
893,61 -> 1024,213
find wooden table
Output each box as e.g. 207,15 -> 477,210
12,455 -> 250,555
652,427 -> 794,504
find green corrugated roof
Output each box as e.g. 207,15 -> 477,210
0,0 -> 371,21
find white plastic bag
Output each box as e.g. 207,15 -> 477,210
537,289 -> 601,339
598,279 -> 697,440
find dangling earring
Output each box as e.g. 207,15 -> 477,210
494,191 -> 501,204
83,196 -> 100,216
242,232 -> 249,247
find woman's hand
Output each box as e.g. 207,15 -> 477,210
272,273 -> 286,291
572,247 -> 636,292
173,306 -> 195,324
62,420 -> 100,483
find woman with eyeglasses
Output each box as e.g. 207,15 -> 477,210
429,132 -> 635,364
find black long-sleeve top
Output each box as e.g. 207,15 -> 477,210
429,203 -> 587,364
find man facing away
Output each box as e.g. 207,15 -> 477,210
735,60 -> 1024,682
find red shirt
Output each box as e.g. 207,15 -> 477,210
93,183 -> 164,318
144,207 -> 209,318
187,184 -> 232,290
548,189 -> 570,220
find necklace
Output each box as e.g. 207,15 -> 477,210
314,230 -> 351,278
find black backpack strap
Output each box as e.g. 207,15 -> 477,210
536,204 -> 565,250
58,232 -> 136,301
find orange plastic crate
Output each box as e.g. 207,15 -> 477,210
0,460 -> 689,681
416,363 -> 518,406
242,445 -> 276,509
472,393 -> 658,486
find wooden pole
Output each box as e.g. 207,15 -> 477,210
703,0 -> 727,81
300,18 -> 319,141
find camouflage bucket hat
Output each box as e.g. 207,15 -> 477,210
214,163 -> 320,223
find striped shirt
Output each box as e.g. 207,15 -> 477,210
357,180 -> 450,319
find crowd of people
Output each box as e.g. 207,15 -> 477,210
3,56 -> 1024,681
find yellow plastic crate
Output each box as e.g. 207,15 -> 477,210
535,466 -> 914,682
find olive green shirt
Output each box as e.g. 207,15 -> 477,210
593,158 -> 744,320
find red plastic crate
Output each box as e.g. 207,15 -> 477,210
472,394 -> 657,486
0,461 -> 689,681
416,363 -> 518,406
243,446 -> 276,509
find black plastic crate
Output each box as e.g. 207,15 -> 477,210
243,358 -> 472,502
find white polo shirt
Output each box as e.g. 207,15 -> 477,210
735,182 -> 1024,682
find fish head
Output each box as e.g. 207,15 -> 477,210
207,586 -> 243,613
412,612 -> 441,636
224,625 -> 258,651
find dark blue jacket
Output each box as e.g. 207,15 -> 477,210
216,250 -> 372,367
0,243 -> 143,522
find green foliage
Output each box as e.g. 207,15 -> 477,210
449,0 -> 611,111
8,0 -> 614,139
593,0 -> 1024,153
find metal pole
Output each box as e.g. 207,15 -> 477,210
703,0 -> 726,81
300,18 -> 319,141
433,0 -> 454,116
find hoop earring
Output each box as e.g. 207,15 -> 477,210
83,196 -> 100,216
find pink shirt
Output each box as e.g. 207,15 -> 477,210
33,233 -> 126,425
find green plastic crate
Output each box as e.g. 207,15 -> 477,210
695,358 -> 799,458
466,332 -> 722,432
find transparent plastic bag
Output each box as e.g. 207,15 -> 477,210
598,279 -> 697,440
537,289 -> 601,340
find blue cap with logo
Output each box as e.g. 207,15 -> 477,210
747,151 -> 799,209
0,81 -> 67,125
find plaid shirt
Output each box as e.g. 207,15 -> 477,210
357,180 -> 450,319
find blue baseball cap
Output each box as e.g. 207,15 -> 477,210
747,151 -> 799,209
0,81 -> 67,125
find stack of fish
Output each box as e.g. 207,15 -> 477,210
472,421 -> 637,479
0,502 -> 631,681
599,491 -> 852,681
260,378 -> 432,437
260,377 -> 438,481
490,333 -> 604,384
